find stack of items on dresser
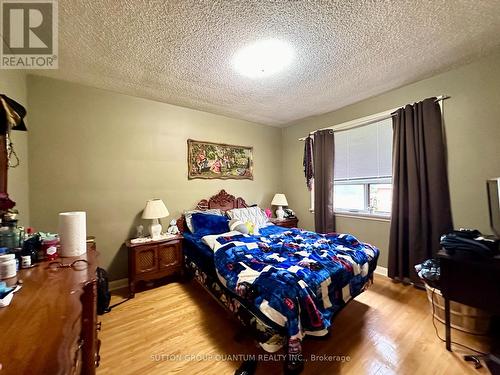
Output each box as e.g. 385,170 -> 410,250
0,209 -> 59,307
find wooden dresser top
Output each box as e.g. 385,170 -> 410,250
0,247 -> 97,375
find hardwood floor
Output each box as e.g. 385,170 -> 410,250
98,275 -> 491,375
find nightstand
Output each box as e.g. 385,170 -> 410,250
270,217 -> 299,228
125,235 -> 183,298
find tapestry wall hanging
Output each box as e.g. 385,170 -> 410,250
187,139 -> 253,180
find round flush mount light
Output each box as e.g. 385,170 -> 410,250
232,39 -> 294,78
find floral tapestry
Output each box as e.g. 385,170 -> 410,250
187,139 -> 253,180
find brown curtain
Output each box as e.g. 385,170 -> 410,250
314,129 -> 335,233
388,97 -> 453,283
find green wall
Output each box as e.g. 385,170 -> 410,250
27,76 -> 282,280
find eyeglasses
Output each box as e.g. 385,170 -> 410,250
48,259 -> 89,271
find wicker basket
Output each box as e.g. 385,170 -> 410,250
425,284 -> 492,335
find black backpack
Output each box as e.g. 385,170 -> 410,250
96,267 -> 111,315
96,267 -> 130,315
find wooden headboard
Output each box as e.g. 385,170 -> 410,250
176,190 -> 248,232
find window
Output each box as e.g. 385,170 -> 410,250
334,184 -> 365,211
333,118 -> 393,217
369,183 -> 392,213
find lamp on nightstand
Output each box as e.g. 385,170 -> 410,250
271,193 -> 288,220
142,199 -> 169,240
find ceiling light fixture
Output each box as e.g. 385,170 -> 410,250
232,39 -> 294,78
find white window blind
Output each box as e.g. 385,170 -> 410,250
334,118 -> 393,181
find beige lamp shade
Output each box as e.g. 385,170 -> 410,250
271,193 -> 288,206
142,199 -> 169,219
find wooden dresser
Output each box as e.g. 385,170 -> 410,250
0,244 -> 100,375
126,235 -> 183,298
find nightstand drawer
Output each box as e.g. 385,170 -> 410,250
158,242 -> 182,270
134,244 -> 158,274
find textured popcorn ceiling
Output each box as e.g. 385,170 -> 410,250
35,1 -> 500,126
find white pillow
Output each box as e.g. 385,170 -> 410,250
184,209 -> 222,233
229,219 -> 249,234
226,206 -> 269,227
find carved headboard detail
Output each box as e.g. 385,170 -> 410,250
176,190 -> 249,233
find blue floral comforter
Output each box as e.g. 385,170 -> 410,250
213,225 -> 379,351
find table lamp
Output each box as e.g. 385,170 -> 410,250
142,199 -> 169,240
271,193 -> 288,220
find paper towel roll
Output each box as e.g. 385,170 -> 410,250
59,211 -> 87,257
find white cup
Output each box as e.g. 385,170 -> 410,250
21,255 -> 31,268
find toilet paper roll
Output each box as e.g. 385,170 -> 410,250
59,211 -> 87,257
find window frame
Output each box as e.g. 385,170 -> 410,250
333,177 -> 392,218
306,108 -> 400,219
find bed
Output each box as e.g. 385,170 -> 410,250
177,190 -> 379,374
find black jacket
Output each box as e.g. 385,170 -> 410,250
0,94 -> 27,133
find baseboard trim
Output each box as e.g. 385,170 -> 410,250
109,278 -> 128,291
374,266 -> 388,277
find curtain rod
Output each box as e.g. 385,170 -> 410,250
298,95 -> 450,141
